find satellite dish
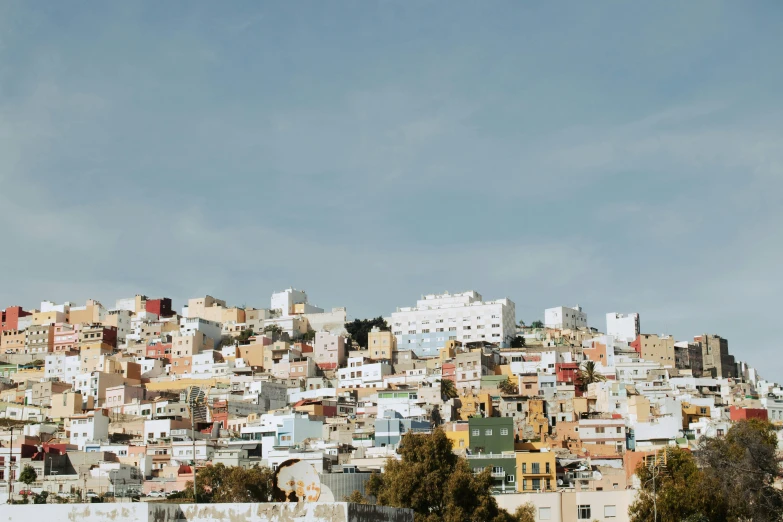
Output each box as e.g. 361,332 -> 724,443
273,459 -> 321,502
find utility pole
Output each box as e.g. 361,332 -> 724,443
191,411 -> 197,503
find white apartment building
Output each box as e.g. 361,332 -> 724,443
271,288 -> 324,316
180,317 -> 223,346
544,305 -> 587,330
69,409 -> 110,449
45,353 -> 82,385
337,356 -> 392,389
390,291 -> 516,357
606,313 -> 640,342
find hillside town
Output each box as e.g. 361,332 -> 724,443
0,289 -> 779,520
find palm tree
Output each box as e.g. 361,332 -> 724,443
439,378 -> 458,401
577,360 -> 605,391
498,377 -> 518,396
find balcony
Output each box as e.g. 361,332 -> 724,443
491,471 -> 506,478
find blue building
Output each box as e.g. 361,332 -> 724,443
374,411 -> 430,448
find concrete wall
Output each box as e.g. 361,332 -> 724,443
0,502 -> 413,522
495,489 -> 636,522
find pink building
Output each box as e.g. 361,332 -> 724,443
53,323 -> 80,352
105,384 -> 147,410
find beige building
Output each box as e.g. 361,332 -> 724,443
30,380 -> 72,407
171,331 -> 212,358
367,327 -> 396,361
69,300 -> 107,325
25,324 -> 55,354
50,390 -> 92,420
636,334 -> 675,365
31,310 -> 67,325
80,345 -> 115,373
1,329 -> 26,353
184,295 -> 245,324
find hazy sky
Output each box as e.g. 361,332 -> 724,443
2,2 -> 782,378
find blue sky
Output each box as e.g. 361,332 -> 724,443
2,2 -> 782,378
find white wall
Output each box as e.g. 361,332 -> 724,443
545,306 -> 587,330
606,313 -> 639,342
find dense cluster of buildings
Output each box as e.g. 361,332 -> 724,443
0,290 -> 778,521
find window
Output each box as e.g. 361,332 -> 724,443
545,462 -> 550,473
521,463 -> 526,473
532,463 -> 540,474
605,505 -> 616,518
500,428 -> 508,436
539,507 -> 551,520
485,429 -> 492,436
506,475 -> 514,483
472,429 -> 480,436
532,478 -> 541,490
577,505 -> 591,519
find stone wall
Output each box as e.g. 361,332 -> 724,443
0,502 -> 413,522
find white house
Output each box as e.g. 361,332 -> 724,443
544,306 -> 587,330
606,313 -> 640,343
337,357 -> 392,389
69,409 -> 110,449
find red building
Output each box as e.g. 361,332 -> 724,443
145,298 -> 174,318
556,362 -> 580,385
146,342 -> 172,359
629,336 -> 642,355
729,406 -> 768,422
1,306 -> 31,332
441,362 -> 456,382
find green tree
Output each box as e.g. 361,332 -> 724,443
262,324 -> 283,341
33,491 -> 49,504
182,463 -> 275,503
301,328 -> 316,342
344,317 -> 389,349
629,447 -> 715,522
236,329 -> 255,344
497,378 -> 518,396
698,419 -> 783,521
438,379 -> 458,401
510,336 -> 526,348
344,490 -> 369,504
216,335 -> 235,349
18,464 -> 37,488
529,321 -> 544,329
513,503 -> 536,522
429,405 -> 442,427
577,361 -> 605,391
366,429 -> 513,522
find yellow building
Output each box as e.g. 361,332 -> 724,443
682,402 -> 710,429
459,392 -> 494,420
439,341 -> 458,364
444,429 -> 470,451
629,395 -> 650,423
527,399 -> 549,439
367,327 -> 396,360
516,450 -> 557,492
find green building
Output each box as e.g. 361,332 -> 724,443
466,454 -> 517,493
468,417 -> 514,454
